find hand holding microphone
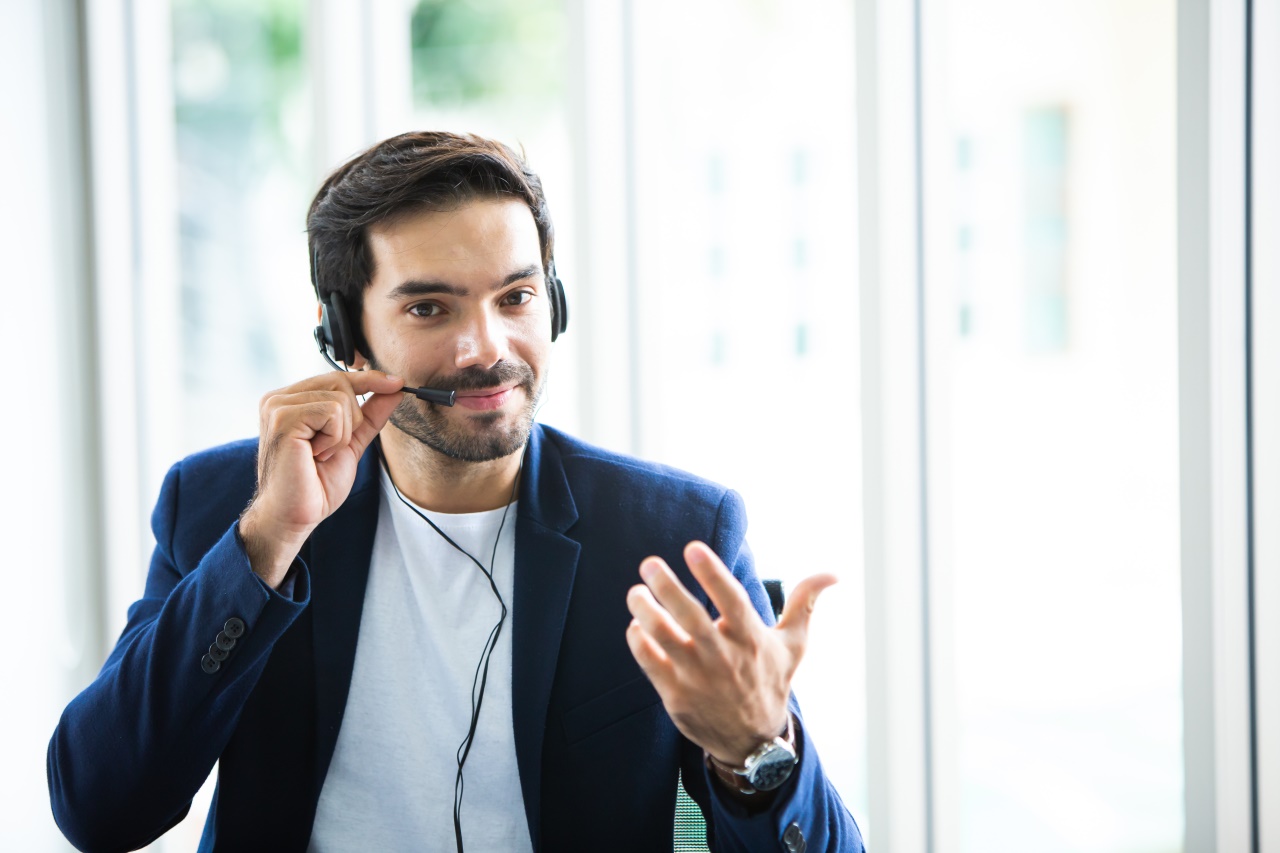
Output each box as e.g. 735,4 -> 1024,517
312,326 -> 456,406
238,370 -> 406,588
237,291 -> 461,587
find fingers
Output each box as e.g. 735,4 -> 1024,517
262,392 -> 352,461
260,371 -> 405,462
625,553 -> 822,763
343,369 -> 404,397
639,556 -> 714,637
626,618 -> 674,689
774,573 -> 839,658
262,390 -> 350,448
683,541 -> 756,628
627,581 -> 694,650
262,395 -> 350,456
260,370 -> 403,417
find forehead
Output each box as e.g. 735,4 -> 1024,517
366,198 -> 541,285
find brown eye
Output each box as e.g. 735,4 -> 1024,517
409,302 -> 442,318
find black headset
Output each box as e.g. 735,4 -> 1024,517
312,254 -> 569,369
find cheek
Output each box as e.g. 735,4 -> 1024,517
515,326 -> 554,373
506,310 -> 553,356
378,323 -> 446,360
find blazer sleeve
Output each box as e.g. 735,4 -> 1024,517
47,459 -> 311,853
678,489 -> 866,853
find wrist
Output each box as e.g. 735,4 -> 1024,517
237,508 -> 304,589
707,713 -> 792,768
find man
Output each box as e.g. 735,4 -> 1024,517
49,131 -> 863,852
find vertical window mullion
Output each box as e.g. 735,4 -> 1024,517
1248,0 -> 1280,847
858,0 -> 934,847
1178,0 -> 1255,848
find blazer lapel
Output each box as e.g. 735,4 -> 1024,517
307,451 -> 382,798
512,426 -> 581,850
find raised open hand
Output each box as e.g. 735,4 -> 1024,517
625,541 -> 837,766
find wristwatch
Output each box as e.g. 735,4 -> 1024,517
705,714 -> 798,794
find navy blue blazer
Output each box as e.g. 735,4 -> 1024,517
49,425 -> 863,852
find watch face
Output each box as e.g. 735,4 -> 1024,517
747,744 -> 798,791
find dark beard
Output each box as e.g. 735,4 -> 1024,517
367,354 -> 541,462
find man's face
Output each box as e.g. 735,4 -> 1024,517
359,198 -> 552,462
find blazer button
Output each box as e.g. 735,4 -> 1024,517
782,823 -> 806,853
223,617 -> 246,639
200,654 -> 221,674
214,631 -> 236,652
207,642 -> 230,662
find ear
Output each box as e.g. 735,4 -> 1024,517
316,302 -> 324,323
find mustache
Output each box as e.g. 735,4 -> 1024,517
423,360 -> 535,392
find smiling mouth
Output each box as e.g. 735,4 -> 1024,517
452,386 -> 516,411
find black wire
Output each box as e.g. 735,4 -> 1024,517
1244,1 -> 1259,847
376,441 -> 520,853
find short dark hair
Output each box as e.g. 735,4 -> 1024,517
306,130 -> 556,350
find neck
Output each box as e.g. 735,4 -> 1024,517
378,425 -> 524,513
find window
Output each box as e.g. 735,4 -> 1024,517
628,0 -> 868,819
172,0 -> 315,455
921,1 -> 1182,848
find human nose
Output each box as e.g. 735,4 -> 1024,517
453,305 -> 509,370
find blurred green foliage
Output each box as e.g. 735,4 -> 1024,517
170,0 -> 310,383
172,0 -> 306,168
411,0 -> 564,108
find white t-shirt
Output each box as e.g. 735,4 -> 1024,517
308,470 -> 533,853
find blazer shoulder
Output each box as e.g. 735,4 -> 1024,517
165,438 -> 259,504
540,425 -> 730,497
153,438 -> 259,567
173,437 -> 259,474
536,424 -> 744,540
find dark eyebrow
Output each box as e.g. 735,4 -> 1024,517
385,264 -> 543,301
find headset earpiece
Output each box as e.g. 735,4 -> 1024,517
312,245 -> 358,369
548,262 -> 568,342
317,292 -> 358,367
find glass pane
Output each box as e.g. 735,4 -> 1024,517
630,0 -> 867,823
411,0 -> 564,114
922,1 -> 1182,850
161,2 -> 312,846
173,0 -> 314,455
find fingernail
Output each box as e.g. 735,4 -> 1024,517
386,374 -> 402,383
640,560 -> 657,582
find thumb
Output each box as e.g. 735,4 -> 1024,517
774,573 -> 838,657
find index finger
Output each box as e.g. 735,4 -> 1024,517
682,541 -> 756,627
639,556 -> 715,639
280,369 -> 404,400
341,369 -> 404,397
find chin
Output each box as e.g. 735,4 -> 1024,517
390,403 -> 534,463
